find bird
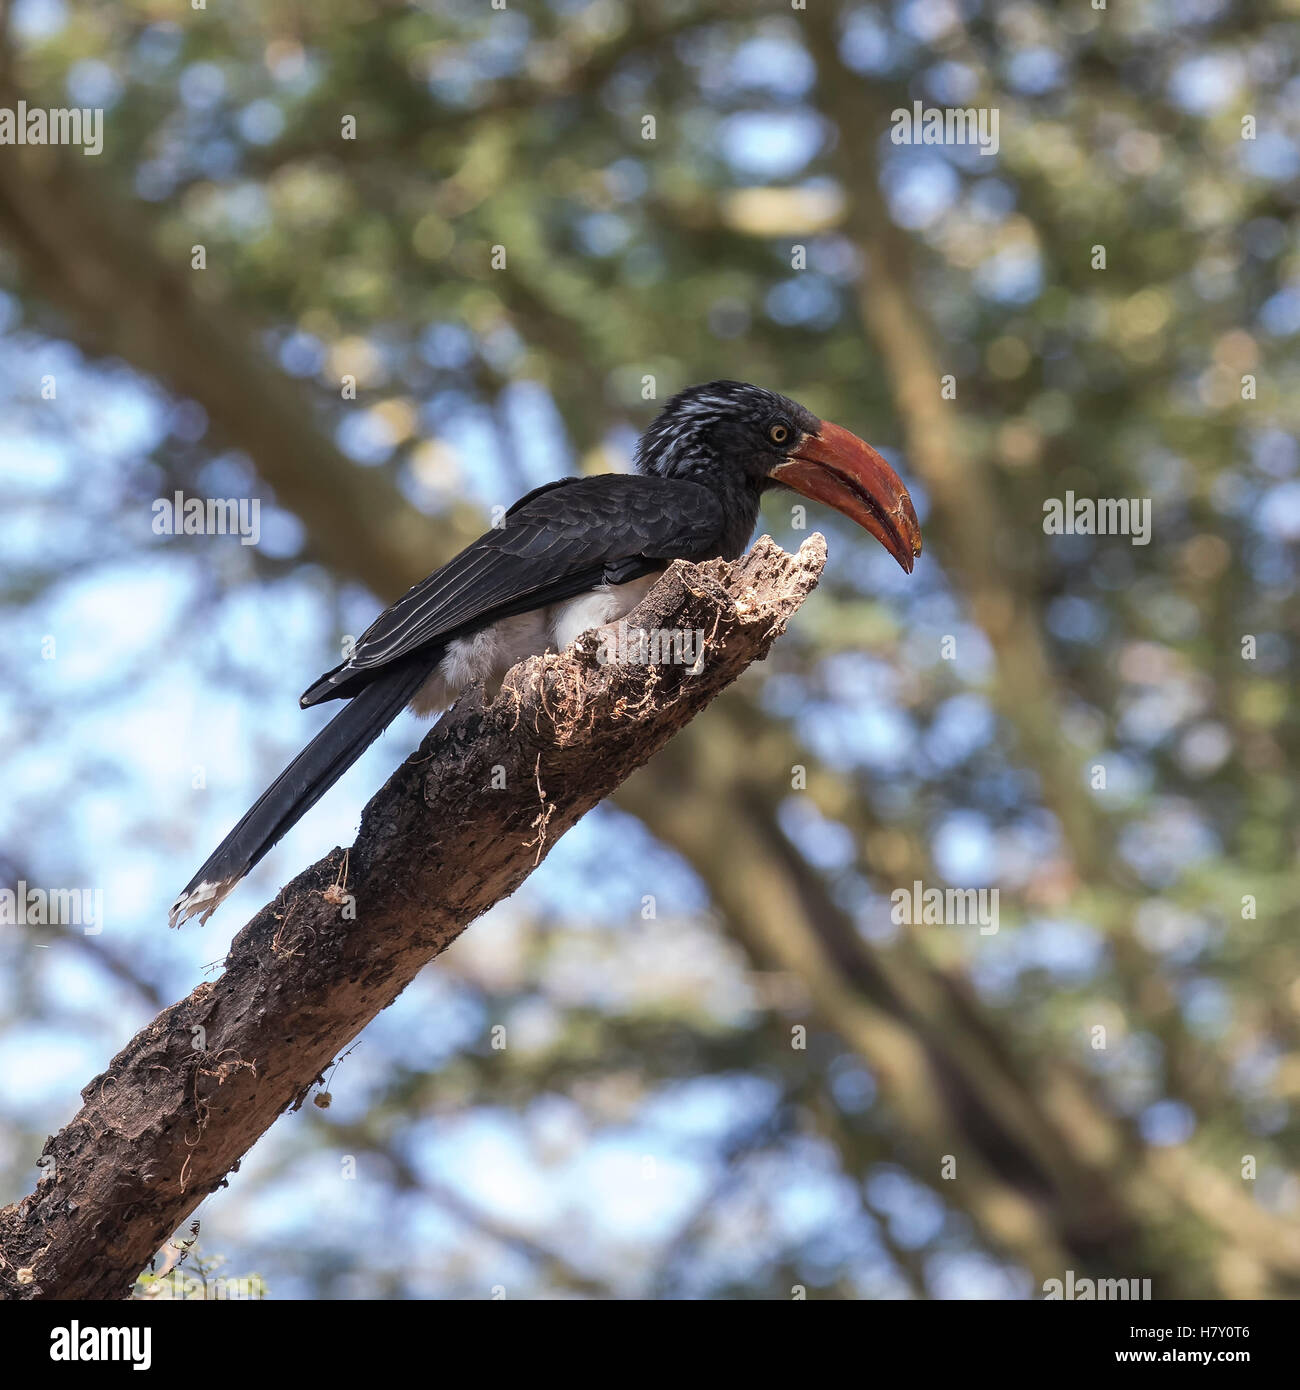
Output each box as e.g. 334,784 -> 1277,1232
169,380 -> 921,927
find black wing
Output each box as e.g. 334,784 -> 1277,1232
300,474 -> 725,706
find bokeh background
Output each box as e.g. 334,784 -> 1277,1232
1,0 -> 1298,1299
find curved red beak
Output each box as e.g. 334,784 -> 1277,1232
771,420 -> 922,573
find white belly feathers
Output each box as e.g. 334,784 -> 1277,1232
408,574 -> 658,717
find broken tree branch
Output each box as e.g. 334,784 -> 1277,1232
0,535 -> 826,1300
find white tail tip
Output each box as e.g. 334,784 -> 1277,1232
168,876 -> 238,929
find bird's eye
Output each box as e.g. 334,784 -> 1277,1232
768,422 -> 790,445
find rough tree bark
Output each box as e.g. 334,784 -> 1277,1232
0,536 -> 826,1301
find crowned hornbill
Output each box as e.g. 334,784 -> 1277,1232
170,381 -> 920,926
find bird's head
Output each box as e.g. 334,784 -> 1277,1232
635,380 -> 922,573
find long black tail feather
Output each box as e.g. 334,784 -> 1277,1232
169,657 -> 435,927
